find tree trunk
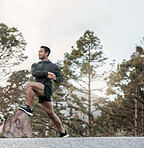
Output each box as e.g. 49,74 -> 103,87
134,98 -> 138,136
87,72 -> 91,137
141,104 -> 144,136
2,111 -> 33,138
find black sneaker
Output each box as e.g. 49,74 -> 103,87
59,131 -> 69,138
18,105 -> 33,116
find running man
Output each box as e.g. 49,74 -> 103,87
18,46 -> 69,138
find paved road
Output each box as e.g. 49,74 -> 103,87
0,137 -> 144,148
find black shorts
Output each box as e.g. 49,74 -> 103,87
38,85 -> 52,103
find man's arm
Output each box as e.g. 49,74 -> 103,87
31,63 -> 48,77
52,65 -> 64,83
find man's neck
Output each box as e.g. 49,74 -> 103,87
42,58 -> 48,61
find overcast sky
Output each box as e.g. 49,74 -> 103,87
0,0 -> 144,70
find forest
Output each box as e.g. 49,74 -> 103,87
0,23 -> 144,137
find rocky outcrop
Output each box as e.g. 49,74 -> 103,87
2,111 -> 33,138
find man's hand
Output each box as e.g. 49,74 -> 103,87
48,72 -> 56,80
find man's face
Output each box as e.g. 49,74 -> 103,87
38,48 -> 48,59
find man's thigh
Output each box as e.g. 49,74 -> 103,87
27,82 -> 45,97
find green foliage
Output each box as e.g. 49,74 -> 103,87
99,43 -> 144,136
0,23 -> 27,80
21,135 -> 28,138
4,25 -> 144,137
62,30 -> 107,136
0,70 -> 30,122
0,133 -> 5,138
92,96 -> 134,136
64,30 -> 107,80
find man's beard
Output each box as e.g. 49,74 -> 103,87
39,55 -> 45,59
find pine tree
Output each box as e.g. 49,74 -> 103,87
0,70 -> 30,124
63,30 -> 107,136
105,43 -> 144,136
0,23 -> 27,81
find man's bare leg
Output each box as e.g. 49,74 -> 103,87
26,82 -> 45,109
41,101 -> 65,133
26,82 -> 65,132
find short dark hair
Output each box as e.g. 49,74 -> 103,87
41,46 -> 51,56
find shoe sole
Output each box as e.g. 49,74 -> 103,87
18,107 -> 33,116
62,134 -> 69,138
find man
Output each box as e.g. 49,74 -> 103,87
18,46 -> 69,138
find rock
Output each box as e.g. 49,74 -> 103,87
2,111 -> 34,138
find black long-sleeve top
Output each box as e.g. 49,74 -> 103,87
31,60 -> 64,89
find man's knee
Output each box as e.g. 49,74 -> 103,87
26,82 -> 35,89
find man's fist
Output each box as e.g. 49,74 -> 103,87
48,72 -> 56,80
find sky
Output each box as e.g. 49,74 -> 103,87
0,0 -> 144,95
0,0 -> 144,67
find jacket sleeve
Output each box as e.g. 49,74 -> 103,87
53,65 -> 64,83
31,63 -> 48,77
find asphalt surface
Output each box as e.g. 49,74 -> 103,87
0,137 -> 144,148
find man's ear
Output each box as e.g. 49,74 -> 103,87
46,52 -> 49,57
